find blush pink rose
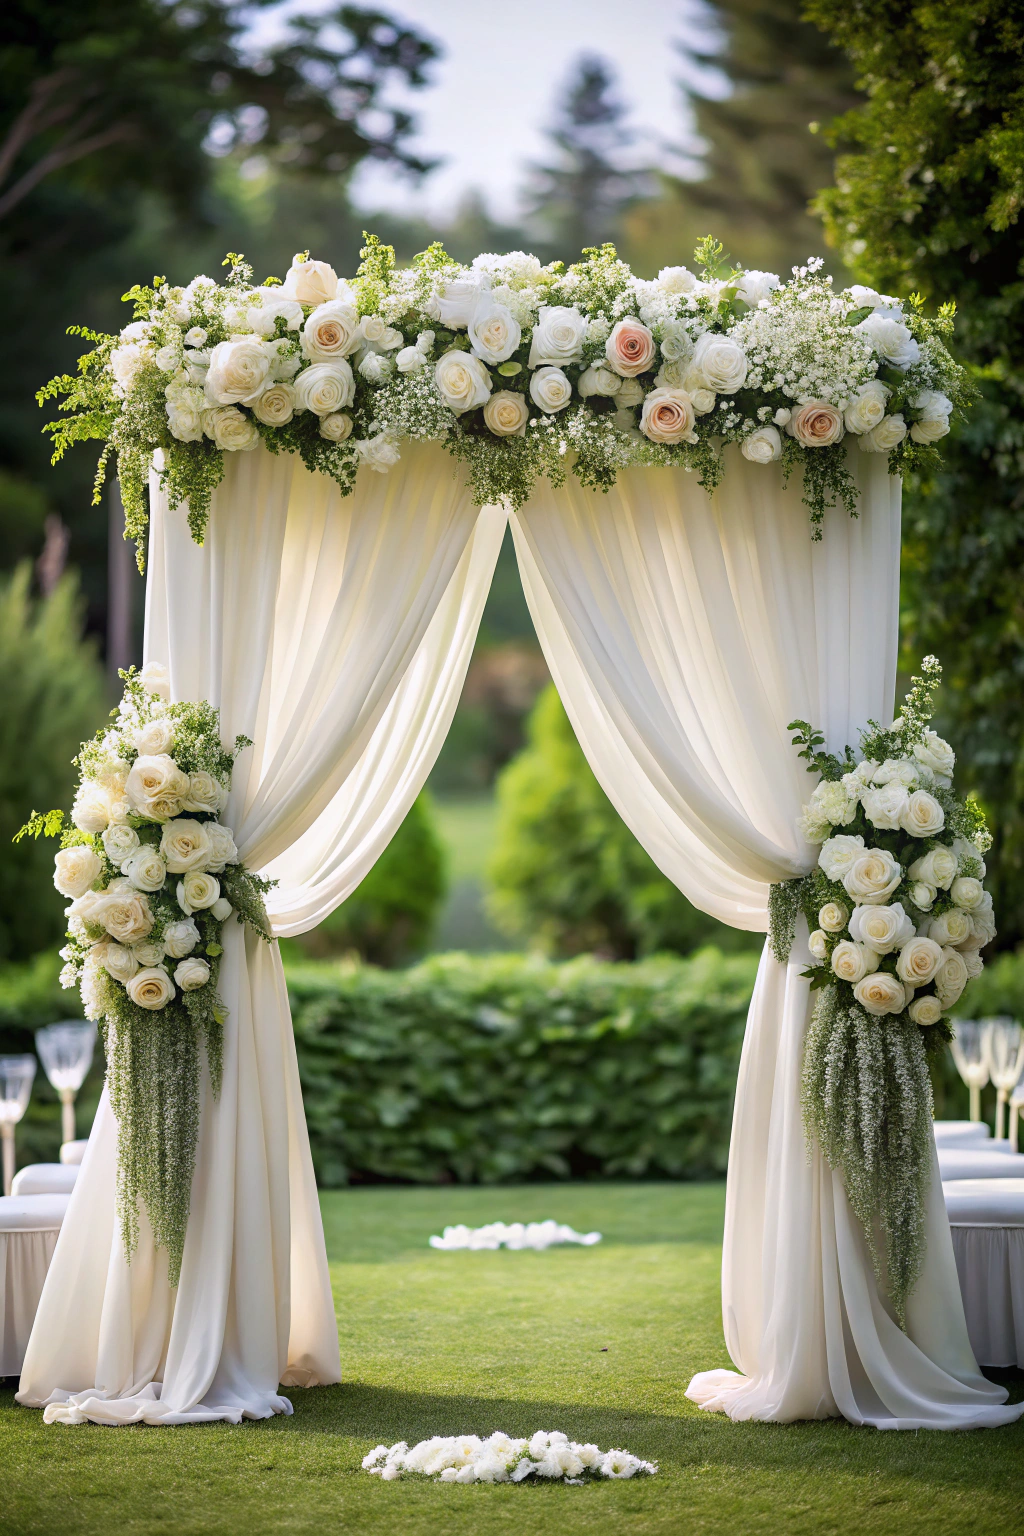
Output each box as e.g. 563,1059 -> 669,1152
605,318 -> 657,378
639,387 -> 697,444
786,401 -> 845,448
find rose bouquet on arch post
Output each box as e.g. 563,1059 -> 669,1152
768,656 -> 994,1321
15,663 -> 274,1285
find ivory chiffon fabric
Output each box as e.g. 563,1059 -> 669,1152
512,447 -> 1022,1428
17,444 -> 505,1425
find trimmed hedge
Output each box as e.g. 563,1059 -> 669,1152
289,947 -> 759,1187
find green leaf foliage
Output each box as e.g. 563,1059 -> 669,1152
288,947 -> 759,1189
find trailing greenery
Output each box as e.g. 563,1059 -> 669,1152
288,947 -> 758,1189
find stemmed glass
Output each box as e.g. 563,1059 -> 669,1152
0,1055 -> 37,1196
35,1021 -> 96,1146
984,1017 -> 1024,1140
950,1019 -> 992,1123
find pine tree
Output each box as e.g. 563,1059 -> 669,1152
523,54 -> 650,262
626,0 -> 858,276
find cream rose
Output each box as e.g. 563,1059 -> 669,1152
842,848 -> 902,905
818,834 -> 865,881
98,890 -> 154,946
132,940 -> 164,967
529,366 -> 573,414
527,306 -> 587,368
468,303 -> 521,365
211,896 -> 233,922
819,902 -> 849,933
913,730 -> 955,786
174,957 -> 211,992
850,902 -> 915,954
281,257 -> 339,306
909,880 -> 937,911
483,390 -> 529,437
854,972 -> 907,1016
433,273 -> 490,328
162,918 -> 200,959
909,994 -> 944,1026
319,411 -> 353,443
122,848 -> 167,893
204,824 -> 238,871
294,361 -> 356,416
133,717 -> 175,756
126,967 -> 175,1011
692,332 -> 748,394
900,789 -> 945,838
177,872 -> 220,915
203,406 -> 259,452
182,772 -> 226,816
72,783 -> 111,834
927,907 -> 973,947
909,392 -> 952,444
300,300 -> 360,363
102,943 -> 140,985
843,380 -> 889,435
126,755 -> 189,818
895,935 -> 944,985
102,823 -> 140,867
205,340 -> 270,405
858,415 -> 908,453
831,940 -> 880,984
605,318 -> 657,377
251,384 -> 296,427
787,401 -> 845,448
53,845 -> 103,899
577,365 -> 622,399
639,387 -> 697,445
950,876 -> 984,911
160,819 -> 213,874
935,947 -> 969,1008
741,426 -> 782,464
808,929 -> 829,961
908,846 -> 957,890
434,351 -> 492,414
139,662 -> 170,700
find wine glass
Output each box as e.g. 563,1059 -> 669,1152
35,1021 -> 96,1146
950,1019 -> 993,1124
0,1055 -> 37,1196
983,1017 -> 1024,1140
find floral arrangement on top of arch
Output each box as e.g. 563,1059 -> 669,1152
40,235 -> 969,565
769,656 -> 994,1323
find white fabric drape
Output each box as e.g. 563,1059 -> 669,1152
18,443 -> 505,1425
512,446 -> 1022,1428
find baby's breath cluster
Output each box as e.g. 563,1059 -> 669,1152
39,237 -> 970,563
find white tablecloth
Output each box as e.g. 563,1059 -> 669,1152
0,1196 -> 69,1376
11,1165 -> 79,1197
937,1147 -> 1024,1180
945,1179 -> 1024,1368
933,1121 -> 991,1147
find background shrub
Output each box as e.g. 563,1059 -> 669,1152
289,947 -> 759,1188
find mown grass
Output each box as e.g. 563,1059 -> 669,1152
2,1182 -> 1023,1535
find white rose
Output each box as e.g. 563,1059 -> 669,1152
616,378 -> 646,408
102,943 -> 140,984
848,285 -> 885,310
483,391 -> 529,437
842,848 -> 902,905
818,834 -> 865,881
819,902 -> 849,933
181,772 -> 226,816
102,823 -> 140,867
787,401 -> 845,448
396,345 -> 425,373
319,411 -> 353,443
211,897 -> 233,922
908,846 -> 958,890
900,789 -> 945,838
53,845 -> 103,899
160,819 -> 213,874
139,662 -> 170,700
174,957 -> 211,992
909,994 -> 944,1026
177,872 -> 220,914
657,266 -> 697,294
355,435 -> 401,473
935,947 -> 969,1008
912,729 -> 954,787
872,758 -> 918,787
246,295 -> 304,337
927,907 -> 973,947
126,967 -> 175,1011
577,365 -> 622,399
692,332 -> 748,394
808,929 -> 828,961
204,824 -> 238,871
205,340 -> 270,406
950,876 -> 984,911
843,380 -> 890,435
97,890 -> 154,946
126,754 -> 189,819
165,385 -> 205,442
909,881 -> 937,911
858,414 -> 908,452
831,940 -> 881,984
251,384 -> 296,427
970,899 -> 997,946
293,361 -> 355,415
659,320 -> 693,362
855,312 -> 921,368
203,406 -> 260,452
357,351 -> 393,385
909,390 -> 952,444
530,366 -> 573,414
72,783 -> 111,834
66,889 -> 108,934
854,973 -> 908,1016
434,351 -> 492,414
741,426 -> 782,464
281,257 -> 339,306
468,303 -> 521,365
961,945 -> 985,979
527,306 -> 587,368
122,847 -> 167,893
654,358 -> 688,390
910,415 -> 950,444
808,781 -> 857,827
162,918 -> 200,959
435,273 -> 490,328
110,340 -> 150,394
133,717 -> 175,756
850,902 -> 915,954
895,935 -> 945,985
735,270 -> 780,305
263,338 -> 301,382
861,783 -> 910,830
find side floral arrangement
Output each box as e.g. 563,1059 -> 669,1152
39,234 -> 969,566
769,656 -> 993,1320
16,663 -> 273,1284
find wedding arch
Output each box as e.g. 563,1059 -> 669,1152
17,239 -> 1020,1431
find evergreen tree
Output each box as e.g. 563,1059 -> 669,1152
806,0 -> 1024,950
627,0 -> 858,276
523,54 -> 650,261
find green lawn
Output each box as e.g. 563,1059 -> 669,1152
3,1182 -> 1023,1534
430,795 -> 515,952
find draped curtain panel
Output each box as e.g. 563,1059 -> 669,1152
511,447 -> 1022,1429
17,443 -> 505,1426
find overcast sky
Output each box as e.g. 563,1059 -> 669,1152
254,1 -> 725,220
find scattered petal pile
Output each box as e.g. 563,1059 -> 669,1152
363,1430 -> 656,1484
428,1220 -> 602,1250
